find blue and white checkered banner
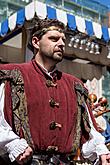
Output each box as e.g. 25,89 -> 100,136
0,1 -> 110,42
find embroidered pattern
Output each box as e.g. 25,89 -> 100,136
72,81 -> 91,155
0,69 -> 34,148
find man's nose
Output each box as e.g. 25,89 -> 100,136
58,38 -> 65,47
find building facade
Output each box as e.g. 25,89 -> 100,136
0,0 -> 32,22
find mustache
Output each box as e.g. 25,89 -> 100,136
55,48 -> 65,53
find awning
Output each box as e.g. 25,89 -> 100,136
0,1 -> 110,42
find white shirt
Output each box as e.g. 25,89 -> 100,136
0,82 -> 109,163
0,83 -> 28,162
82,103 -> 109,164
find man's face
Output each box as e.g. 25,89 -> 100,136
36,29 -> 66,62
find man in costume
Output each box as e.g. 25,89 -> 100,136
0,17 -> 110,165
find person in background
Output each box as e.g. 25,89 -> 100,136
89,94 -> 110,150
0,17 -> 110,165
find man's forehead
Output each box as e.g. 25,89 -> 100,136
44,29 -> 66,40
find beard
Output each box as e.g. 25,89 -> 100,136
42,51 -> 63,63
51,51 -> 64,62
39,48 -> 64,64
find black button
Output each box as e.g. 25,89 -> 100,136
49,98 -> 59,108
49,121 -> 56,130
46,80 -> 57,87
46,80 -> 52,87
49,121 -> 62,130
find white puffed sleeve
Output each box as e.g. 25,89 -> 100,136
0,83 -> 28,162
82,102 -> 110,163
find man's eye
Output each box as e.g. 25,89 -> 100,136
51,38 -> 58,42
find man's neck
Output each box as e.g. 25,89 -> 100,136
35,56 -> 56,72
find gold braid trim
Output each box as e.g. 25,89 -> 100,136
72,96 -> 82,154
72,81 -> 91,155
75,81 -> 91,134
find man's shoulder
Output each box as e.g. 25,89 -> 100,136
0,62 -> 32,82
62,72 -> 82,83
62,72 -> 88,96
0,61 -> 31,71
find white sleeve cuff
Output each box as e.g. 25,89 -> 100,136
93,130 -> 110,156
5,138 -> 28,162
82,129 -> 110,161
95,143 -> 110,156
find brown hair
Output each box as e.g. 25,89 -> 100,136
27,17 -> 66,54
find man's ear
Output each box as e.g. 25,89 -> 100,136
32,36 -> 40,49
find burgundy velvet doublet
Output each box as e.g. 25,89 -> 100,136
0,60 -> 89,154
